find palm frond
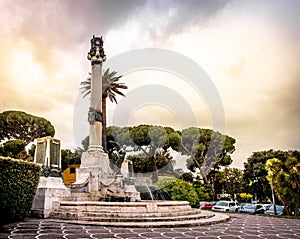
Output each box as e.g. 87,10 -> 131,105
110,88 -> 126,97
80,69 -> 127,102
82,90 -> 91,98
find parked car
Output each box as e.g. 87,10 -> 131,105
238,203 -> 246,210
212,201 -> 239,212
238,203 -> 265,214
262,204 -> 272,211
265,205 -> 285,215
200,201 -> 213,210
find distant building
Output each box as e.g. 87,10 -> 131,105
63,164 -> 80,185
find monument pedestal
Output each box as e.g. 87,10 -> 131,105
31,176 -> 71,218
125,184 -> 141,201
70,150 -> 139,201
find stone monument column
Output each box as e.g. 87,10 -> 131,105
70,35 -> 139,202
87,35 -> 106,151
71,36 -> 114,200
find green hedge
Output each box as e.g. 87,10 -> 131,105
0,156 -> 41,225
157,178 -> 200,207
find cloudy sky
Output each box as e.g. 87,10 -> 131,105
1,0 -> 299,168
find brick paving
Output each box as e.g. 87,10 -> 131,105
1,213 -> 300,239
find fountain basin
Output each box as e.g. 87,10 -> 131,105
49,200 -> 229,227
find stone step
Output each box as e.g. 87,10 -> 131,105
79,212 -> 213,222
77,209 -> 202,218
50,209 -> 203,221
57,201 -> 192,214
54,208 -> 200,217
50,211 -> 229,228
49,200 -> 230,228
59,200 -> 191,208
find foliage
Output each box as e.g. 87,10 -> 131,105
0,111 -> 55,145
265,155 -> 300,216
215,167 -> 245,200
107,126 -> 132,147
61,149 -> 81,171
127,150 -> 174,174
28,144 -> 36,158
193,182 -> 212,201
179,172 -> 194,183
108,125 -> 180,183
239,193 -> 253,202
181,127 -> 235,184
0,139 -> 27,159
243,150 -> 297,202
0,156 -> 41,225
80,68 -> 127,102
157,178 -> 199,207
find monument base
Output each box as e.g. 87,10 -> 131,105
125,184 -> 141,202
88,144 -> 103,152
31,150 -> 141,218
70,150 -> 140,202
31,177 -> 71,218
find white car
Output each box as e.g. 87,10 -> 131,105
212,201 -> 239,212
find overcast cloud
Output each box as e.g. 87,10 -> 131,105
0,0 -> 299,168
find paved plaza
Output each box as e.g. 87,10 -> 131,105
1,213 -> 299,239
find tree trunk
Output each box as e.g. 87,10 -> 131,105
199,166 -> 209,184
102,96 -> 107,152
210,176 -> 216,200
150,155 -> 159,183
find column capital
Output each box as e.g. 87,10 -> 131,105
87,35 -> 106,64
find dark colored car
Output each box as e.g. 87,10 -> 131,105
200,201 -> 213,210
238,203 -> 265,214
265,205 -> 285,215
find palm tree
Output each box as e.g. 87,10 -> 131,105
80,68 -> 128,151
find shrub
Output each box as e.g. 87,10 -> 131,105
239,192 -> 253,202
195,187 -> 211,201
157,178 -> 199,207
0,156 -> 41,225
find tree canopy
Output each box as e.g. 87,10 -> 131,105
0,111 -> 55,145
107,125 -> 235,184
265,154 -> 300,216
107,125 -> 180,182
127,150 -> 174,175
0,139 -> 27,159
242,149 -> 297,202
181,127 -> 235,184
217,167 -> 245,200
